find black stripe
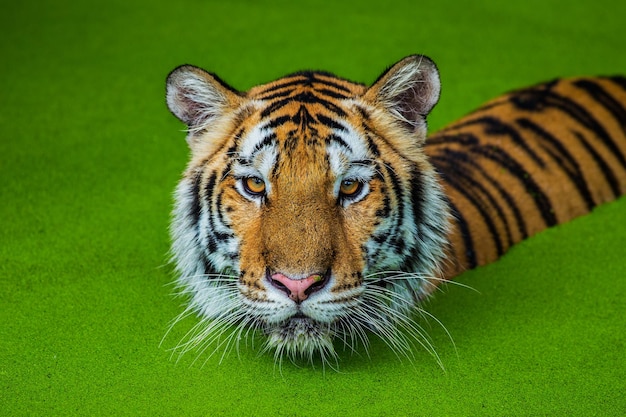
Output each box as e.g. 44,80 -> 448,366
517,117 -> 596,211
365,133 -> 381,157
435,145 -> 528,245
271,152 -> 282,178
476,145 -> 556,226
409,169 -> 425,231
574,130 -> 622,198
373,162 -> 404,253
310,75 -> 354,93
454,116 -> 545,167
251,132 -> 277,156
317,114 -> 346,131
204,172 -> 233,243
257,72 -> 353,98
512,87 -> 626,169
261,79 -> 350,101
201,250 -> 218,277
384,163 -> 405,224
372,232 -> 389,245
256,77 -> 308,97
352,159 -> 376,167
221,159 -> 233,182
407,169 -> 426,263
355,105 -> 371,121
389,234 -> 407,254
215,189 -> 230,228
428,132 -> 478,147
257,89 -> 297,101
509,79 -> 560,112
265,115 -> 291,129
188,170 -> 203,226
432,153 -> 506,257
252,72 -> 354,100
225,141 -> 240,160
212,229 -> 234,243
203,172 -> 216,207
260,96 -> 294,118
375,194 -> 392,218
325,134 -> 351,152
574,79 -> 626,135
203,172 -> 218,253
609,76 -> 626,93
291,105 -> 315,129
429,133 -> 557,227
316,88 -> 351,100
260,91 -> 347,118
471,147 -> 529,240
448,200 -> 477,269
361,121 -> 412,164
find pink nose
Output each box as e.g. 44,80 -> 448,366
269,272 -> 328,303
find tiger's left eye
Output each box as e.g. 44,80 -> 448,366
339,179 -> 362,197
243,176 -> 266,196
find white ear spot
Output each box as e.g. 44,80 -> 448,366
166,65 -> 239,131
366,55 -> 441,131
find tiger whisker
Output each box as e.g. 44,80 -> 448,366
357,287 -> 447,369
364,270 -> 478,293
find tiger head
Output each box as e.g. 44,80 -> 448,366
166,55 -> 450,363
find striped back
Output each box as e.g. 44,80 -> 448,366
427,77 -> 626,275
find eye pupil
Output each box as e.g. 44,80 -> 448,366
244,177 -> 266,195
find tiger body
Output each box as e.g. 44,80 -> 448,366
429,76 -> 626,276
165,55 -> 626,363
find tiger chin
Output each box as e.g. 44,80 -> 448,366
164,54 -> 626,366
165,55 -> 451,365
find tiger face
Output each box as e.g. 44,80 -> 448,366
166,55 -> 450,363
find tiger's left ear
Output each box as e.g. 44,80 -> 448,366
166,65 -> 243,146
364,55 -> 440,132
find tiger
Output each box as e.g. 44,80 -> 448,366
164,54 -> 626,365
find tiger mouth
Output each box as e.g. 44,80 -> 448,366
265,316 -> 333,353
275,315 -> 322,336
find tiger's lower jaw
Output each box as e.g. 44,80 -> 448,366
264,318 -> 336,359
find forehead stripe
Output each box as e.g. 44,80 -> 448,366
256,77 -> 310,97
239,124 -> 276,159
260,91 -> 347,118
307,73 -> 354,92
264,115 -> 291,129
258,83 -> 353,102
251,132 -> 277,155
256,71 -> 353,95
315,88 -> 351,100
316,114 -> 347,131
326,134 -> 352,152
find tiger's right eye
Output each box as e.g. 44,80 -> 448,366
243,176 -> 266,196
339,179 -> 363,198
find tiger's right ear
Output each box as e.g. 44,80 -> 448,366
166,65 -> 242,136
364,55 -> 440,134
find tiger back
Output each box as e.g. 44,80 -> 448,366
427,77 -> 626,277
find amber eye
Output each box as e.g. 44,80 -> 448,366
339,179 -> 362,197
243,176 -> 266,196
